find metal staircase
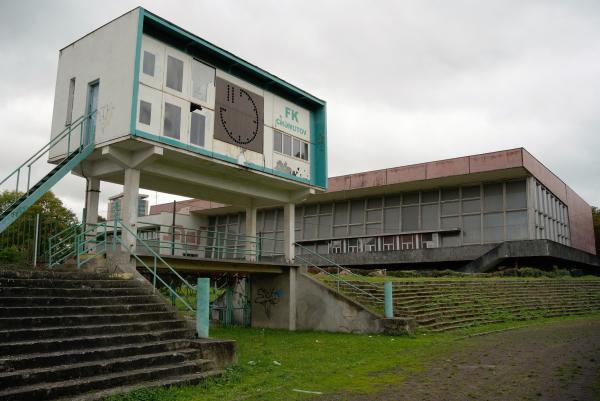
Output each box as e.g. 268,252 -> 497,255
0,113 -> 95,234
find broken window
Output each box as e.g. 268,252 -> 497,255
166,55 -> 184,92
139,100 -> 151,125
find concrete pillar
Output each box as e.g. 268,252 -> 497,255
84,178 -> 101,252
245,205 -> 257,261
121,168 -> 140,252
289,266 -> 297,331
283,203 -> 295,263
84,178 -> 100,228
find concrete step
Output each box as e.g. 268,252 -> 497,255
0,277 -> 144,289
0,349 -> 210,389
0,339 -> 193,371
0,269 -> 125,281
59,370 -> 224,401
0,295 -> 164,307
0,286 -> 152,297
0,311 -> 177,329
0,320 -> 190,344
0,303 -> 170,317
0,361 -> 215,401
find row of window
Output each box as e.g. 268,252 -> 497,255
138,99 -> 207,147
207,179 -> 535,250
299,233 -> 437,255
273,131 -> 309,161
141,42 -> 216,107
533,180 -> 570,245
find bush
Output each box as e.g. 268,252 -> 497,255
0,246 -> 23,263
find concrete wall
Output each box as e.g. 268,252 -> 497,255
49,9 -> 138,159
566,187 -> 596,255
250,271 -> 292,330
295,273 -> 383,334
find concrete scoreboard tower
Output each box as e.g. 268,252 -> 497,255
49,8 -> 327,261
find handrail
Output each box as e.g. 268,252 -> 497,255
294,242 -> 384,304
0,112 -> 92,188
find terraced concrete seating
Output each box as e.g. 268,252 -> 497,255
332,278 -> 600,332
0,268 -> 232,401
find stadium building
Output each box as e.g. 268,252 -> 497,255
143,147 -> 598,272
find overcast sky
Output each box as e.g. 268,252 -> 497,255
0,0 -> 599,217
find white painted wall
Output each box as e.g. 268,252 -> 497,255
136,35 -> 312,180
49,9 -> 139,159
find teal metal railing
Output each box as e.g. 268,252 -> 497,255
134,221 -> 284,261
294,242 -> 384,305
0,111 -> 97,234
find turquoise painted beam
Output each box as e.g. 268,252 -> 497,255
196,277 -> 210,338
0,145 -> 94,234
384,281 -> 393,318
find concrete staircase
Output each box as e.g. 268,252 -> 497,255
0,268 -> 233,401
333,278 -> 600,332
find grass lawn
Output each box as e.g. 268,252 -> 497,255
106,314 -> 600,401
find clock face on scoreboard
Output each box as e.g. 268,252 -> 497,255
214,77 -> 264,153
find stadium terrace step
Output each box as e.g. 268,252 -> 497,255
318,276 -> 600,332
0,267 -> 234,400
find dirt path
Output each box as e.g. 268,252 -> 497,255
319,318 -> 600,401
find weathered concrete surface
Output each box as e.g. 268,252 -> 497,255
295,273 -> 388,334
461,240 -> 600,273
381,318 -> 417,336
250,268 -> 294,330
299,244 -> 497,267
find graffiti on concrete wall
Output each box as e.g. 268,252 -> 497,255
255,288 -> 283,319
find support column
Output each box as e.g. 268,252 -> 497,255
289,266 -> 297,331
283,203 -> 295,263
121,168 -> 140,252
245,205 -> 257,261
84,178 -> 100,252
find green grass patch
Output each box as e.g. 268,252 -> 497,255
106,314 -> 600,401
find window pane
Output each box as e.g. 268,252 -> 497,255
139,100 -> 151,125
366,210 -> 381,223
462,199 -> 481,214
350,200 -> 364,224
507,210 -> 528,240
422,204 -> 439,230
462,185 -> 480,198
403,192 -> 419,205
441,216 -> 459,229
305,204 -> 318,216
319,203 -> 333,214
366,223 -> 381,235
65,77 -> 75,125
441,233 -> 460,247
163,102 -> 181,139
367,198 -> 383,209
333,226 -> 347,237
302,142 -> 309,160
263,210 -> 275,232
385,195 -> 401,207
143,51 -> 155,76
318,214 -> 332,238
506,180 -> 527,209
273,131 -> 282,152
402,205 -> 419,230
483,212 -> 504,243
441,201 -> 459,216
484,183 -> 503,211
462,214 -> 481,244
190,112 -> 205,146
283,134 -> 292,155
303,216 -> 317,239
333,202 -> 348,225
421,190 -> 438,203
349,224 -> 364,235
383,208 -> 400,233
442,187 -> 459,201
293,138 -> 301,158
191,60 -> 214,102
166,56 -> 184,92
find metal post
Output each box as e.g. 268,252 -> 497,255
171,200 -> 176,256
384,281 -> 393,318
33,213 -> 40,267
226,286 -> 233,327
196,278 -> 210,338
153,257 -> 157,292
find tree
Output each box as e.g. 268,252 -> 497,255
0,191 -> 78,263
593,206 -> 600,255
